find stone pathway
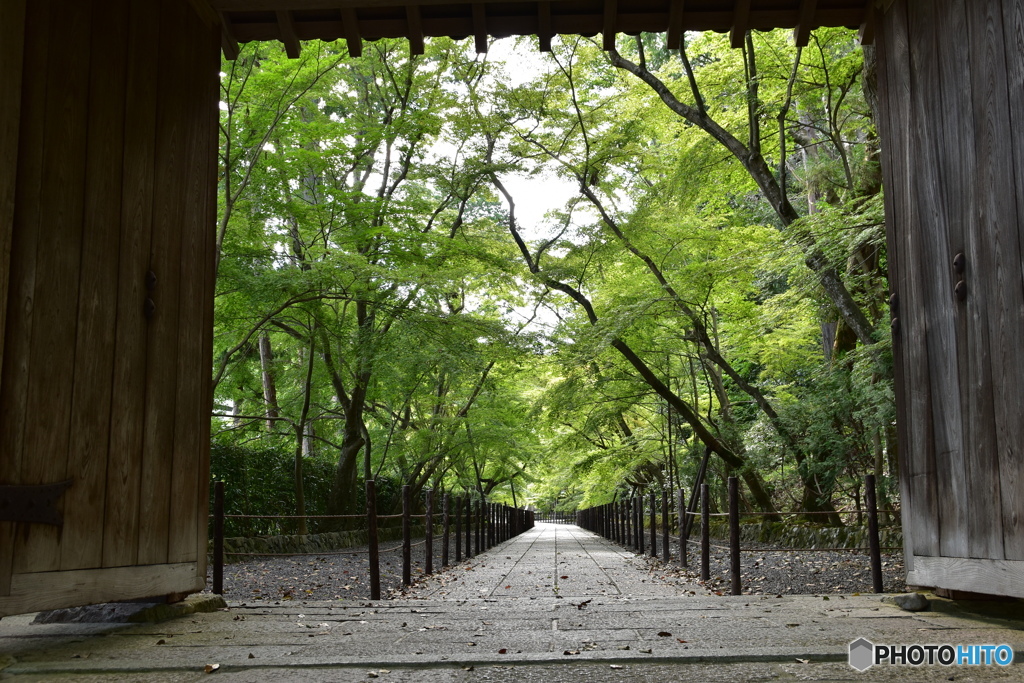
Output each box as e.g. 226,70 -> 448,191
1,523 -> 1022,682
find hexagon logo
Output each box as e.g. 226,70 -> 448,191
849,638 -> 875,672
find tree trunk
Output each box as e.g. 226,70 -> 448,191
258,332 -> 280,432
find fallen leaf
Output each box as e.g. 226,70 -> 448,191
657,631 -> 672,637
156,639 -> 166,645
248,653 -> 255,659
204,663 -> 220,674
676,639 -> 688,644
498,648 -> 508,654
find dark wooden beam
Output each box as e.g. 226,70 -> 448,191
730,0 -> 749,49
537,1 -> 552,52
793,0 -> 816,47
666,0 -> 684,50
186,0 -> 220,27
341,8 -> 362,58
276,9 -> 301,57
222,5 -> 871,46
406,4 -> 424,54
472,3 -> 487,53
218,11 -> 241,59
858,0 -> 874,45
602,0 -> 617,51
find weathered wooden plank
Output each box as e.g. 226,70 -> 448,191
997,0 -> 1024,562
878,0 -> 940,558
0,563 -> 201,618
907,0 -> 967,559
907,555 -> 1024,599
137,0 -> 188,566
937,0 -> 991,565
60,0 -> 131,572
13,0 -> 94,575
872,0 -> 913,572
196,26 -> 223,579
0,0 -> 26,390
169,5 -> 219,565
964,0 -> 1011,561
0,0 -> 28,598
104,0 -> 162,570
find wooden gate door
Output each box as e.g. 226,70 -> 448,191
876,0 -> 1024,598
0,0 -> 219,617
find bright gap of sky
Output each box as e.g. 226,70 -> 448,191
472,37 -> 581,240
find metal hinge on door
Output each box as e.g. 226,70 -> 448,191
0,480 -> 73,525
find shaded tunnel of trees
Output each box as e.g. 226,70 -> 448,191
211,28 -> 896,532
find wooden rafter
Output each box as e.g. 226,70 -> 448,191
537,1 -> 552,52
218,11 -> 241,59
730,0 -> 750,49
858,0 -> 875,45
666,0 -> 684,51
275,9 -> 300,57
341,8 -> 362,58
472,3 -> 487,53
602,0 -> 617,51
406,4 -> 424,55
793,0 -> 816,47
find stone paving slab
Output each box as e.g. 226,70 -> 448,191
2,523 -> 1023,681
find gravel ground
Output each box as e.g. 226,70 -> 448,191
635,539 -> 907,596
207,532 -> 905,602
207,538 -> 447,603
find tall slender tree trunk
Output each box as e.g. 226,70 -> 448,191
259,332 -> 280,432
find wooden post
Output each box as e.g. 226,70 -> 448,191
402,484 -> 412,586
635,495 -> 643,552
213,481 -> 224,595
475,499 -> 482,555
700,483 -> 710,582
624,497 -> 631,548
650,490 -> 657,558
487,502 -> 493,548
366,479 -> 381,600
729,476 -> 740,595
442,493 -> 450,568
865,474 -> 884,594
677,488 -> 687,568
454,495 -> 462,562
662,492 -> 670,562
425,488 -> 434,575
465,496 -> 473,559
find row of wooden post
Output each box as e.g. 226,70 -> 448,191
577,475 -> 885,595
212,480 -> 535,598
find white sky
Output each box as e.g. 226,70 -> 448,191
479,38 -> 581,239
